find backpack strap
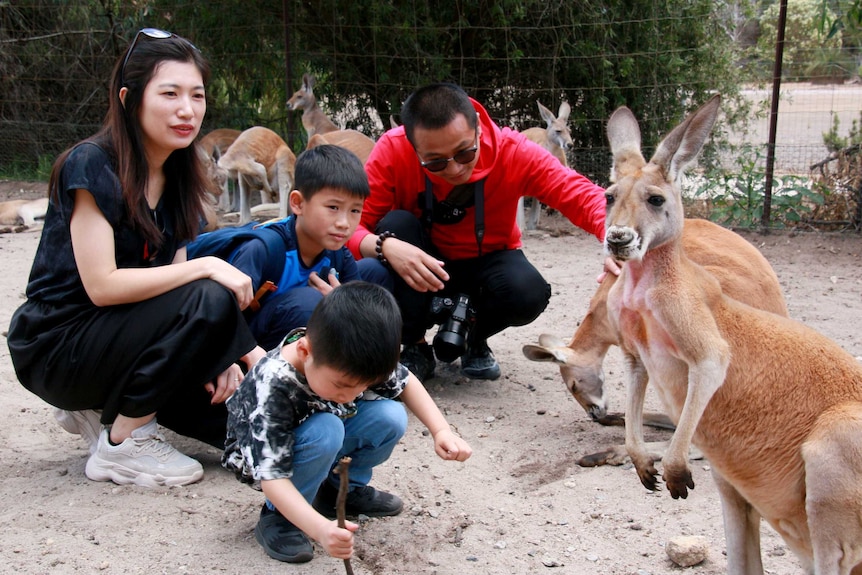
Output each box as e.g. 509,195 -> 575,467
244,220 -> 292,311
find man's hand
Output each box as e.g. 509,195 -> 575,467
596,255 -> 622,284
383,237 -> 449,292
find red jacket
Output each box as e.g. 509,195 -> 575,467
348,99 -> 606,261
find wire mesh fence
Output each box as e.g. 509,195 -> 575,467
1,1 -> 860,228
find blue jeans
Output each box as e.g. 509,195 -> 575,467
265,398 -> 407,510
250,258 -> 394,350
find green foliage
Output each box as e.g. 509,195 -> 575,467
289,0 -> 746,183
0,154 -> 54,182
694,145 -> 826,228
757,0 -> 848,81
823,111 -> 862,152
0,1 -> 764,193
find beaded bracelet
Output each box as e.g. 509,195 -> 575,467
375,231 -> 396,267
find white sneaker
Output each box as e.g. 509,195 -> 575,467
85,419 -> 204,488
54,408 -> 103,454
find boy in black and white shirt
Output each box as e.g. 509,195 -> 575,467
223,282 -> 472,564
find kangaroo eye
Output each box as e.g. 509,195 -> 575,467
605,193 -> 615,206
647,195 -> 665,207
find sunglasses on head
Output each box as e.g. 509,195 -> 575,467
120,28 -> 198,87
417,132 -> 479,173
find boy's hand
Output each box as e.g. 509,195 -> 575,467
308,269 -> 341,296
432,428 -> 472,462
315,519 -> 358,559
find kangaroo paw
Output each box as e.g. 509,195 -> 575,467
664,467 -> 695,499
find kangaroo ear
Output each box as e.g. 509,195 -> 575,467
557,102 -> 571,121
302,74 -> 315,91
522,344 -> 569,365
607,106 -> 646,181
650,94 -> 721,183
537,101 -> 555,125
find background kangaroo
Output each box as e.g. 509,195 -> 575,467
199,128 -> 241,212
216,127 -> 295,224
306,129 -> 375,164
286,73 -> 340,139
604,95 -> 862,574
518,100 -> 573,230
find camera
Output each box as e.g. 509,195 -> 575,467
429,293 -> 476,363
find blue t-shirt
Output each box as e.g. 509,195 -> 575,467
228,216 -> 361,299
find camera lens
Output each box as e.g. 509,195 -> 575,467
433,328 -> 467,363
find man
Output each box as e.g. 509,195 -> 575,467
347,82 -> 606,381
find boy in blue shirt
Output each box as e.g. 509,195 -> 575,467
223,282 -> 472,563
199,144 -> 391,350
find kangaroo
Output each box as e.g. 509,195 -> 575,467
522,218 -> 788,466
0,197 -> 48,228
604,94 -> 862,574
286,73 -> 340,139
216,127 -> 295,224
518,100 -> 573,230
306,129 -> 375,164
199,128 -> 241,212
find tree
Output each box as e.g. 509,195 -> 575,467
1,0 -> 750,183
288,0 -> 745,183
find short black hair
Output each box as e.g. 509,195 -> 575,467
401,82 -> 478,146
305,282 -> 401,383
294,144 -> 369,200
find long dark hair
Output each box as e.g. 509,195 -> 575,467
49,30 -> 210,247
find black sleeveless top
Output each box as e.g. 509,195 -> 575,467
25,142 -> 180,304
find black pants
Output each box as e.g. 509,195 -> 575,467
7,279 -> 258,448
377,210 -> 552,345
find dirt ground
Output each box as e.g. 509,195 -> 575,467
0,180 -> 860,575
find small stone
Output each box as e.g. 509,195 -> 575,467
542,557 -> 563,567
466,555 -> 479,562
666,535 -> 709,567
485,416 -> 496,423
493,540 -> 507,549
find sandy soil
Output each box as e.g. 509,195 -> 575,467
1,181 -> 860,575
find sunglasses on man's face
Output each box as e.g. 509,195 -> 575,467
120,28 -> 198,87
417,132 -> 479,173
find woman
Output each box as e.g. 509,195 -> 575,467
6,29 -> 264,488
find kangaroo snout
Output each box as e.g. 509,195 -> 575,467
605,226 -> 639,260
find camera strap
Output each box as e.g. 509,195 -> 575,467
423,175 -> 485,256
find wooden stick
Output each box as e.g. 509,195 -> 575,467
336,456 -> 355,575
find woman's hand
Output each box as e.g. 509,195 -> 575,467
202,256 -> 255,309
205,362 -> 245,404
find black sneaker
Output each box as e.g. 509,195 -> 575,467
400,342 -> 436,381
460,340 -> 501,380
312,480 -> 404,519
254,504 -> 314,563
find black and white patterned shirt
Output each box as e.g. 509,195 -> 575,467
222,329 -> 408,488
